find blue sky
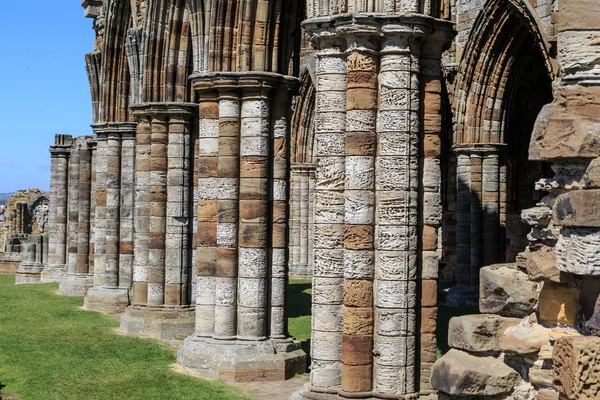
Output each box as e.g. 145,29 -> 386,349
0,2 -> 95,193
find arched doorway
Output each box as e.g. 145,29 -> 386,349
442,0 -> 555,303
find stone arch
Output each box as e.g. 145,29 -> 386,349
29,195 -> 50,235
101,0 -> 133,122
289,69 -> 317,278
453,0 -> 554,145
446,0 -> 555,294
142,0 -> 193,103
186,0 -> 304,74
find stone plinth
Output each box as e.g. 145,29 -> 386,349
120,307 -> 195,340
84,286 -> 130,313
179,337 -> 306,382
15,243 -> 42,284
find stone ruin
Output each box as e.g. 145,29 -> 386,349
8,0 -> 600,398
0,189 -> 49,276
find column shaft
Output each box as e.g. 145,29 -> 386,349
196,95 -> 220,336
119,132 -> 136,289
311,46 -> 347,390
482,151 -> 500,267
455,151 -> 471,285
341,45 -> 377,395
76,144 -> 92,274
147,114 -> 168,306
373,37 -> 419,396
270,89 -> 291,339
66,145 -> 81,275
47,150 -> 69,267
238,91 -> 269,340
133,118 -> 152,305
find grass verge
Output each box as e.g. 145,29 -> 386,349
0,275 -> 252,400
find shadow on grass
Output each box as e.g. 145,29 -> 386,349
286,282 -> 312,319
287,280 -> 312,370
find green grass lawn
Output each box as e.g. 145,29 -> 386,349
287,280 -> 312,365
0,275 -> 253,400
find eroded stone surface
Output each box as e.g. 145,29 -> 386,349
553,336 -> 600,399
431,349 -> 521,396
480,264 -> 539,317
448,314 -> 520,353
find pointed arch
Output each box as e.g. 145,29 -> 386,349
102,0 -> 133,122
142,0 -> 193,103
453,0 -> 556,145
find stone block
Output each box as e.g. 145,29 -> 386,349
556,228 -> 600,276
526,246 -> 561,283
554,190 -> 600,227
537,388 -> 559,400
430,349 -> 521,396
530,368 -> 554,387
538,283 -> 581,326
448,314 -> 520,353
553,336 -> 600,399
480,264 -> 539,317
500,323 -> 551,355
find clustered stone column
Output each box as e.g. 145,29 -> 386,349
85,123 -> 137,311
302,14 -> 452,399
60,137 -> 96,295
178,73 -> 306,382
289,164 -> 316,279
119,104 -> 196,340
450,144 -> 504,304
41,134 -> 73,282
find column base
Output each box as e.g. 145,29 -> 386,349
120,306 -> 195,340
59,273 -> 94,296
15,262 -> 44,284
178,335 -> 306,382
300,390 -> 426,400
84,286 -> 130,313
445,284 -> 480,308
289,264 -> 312,280
40,264 -> 66,283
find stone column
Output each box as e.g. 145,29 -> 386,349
302,14 -> 453,399
178,73 -> 305,382
42,134 -> 73,282
373,32 -> 420,397
60,137 -> 95,296
310,38 -> 347,392
65,140 -> 81,285
120,104 -> 196,340
449,144 -> 503,304
341,38 -> 377,396
418,29 -> 452,393
88,141 -> 97,277
290,164 -> 316,279
85,123 -> 137,312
